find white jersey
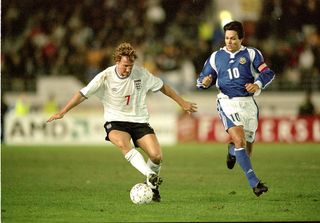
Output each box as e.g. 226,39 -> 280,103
80,65 -> 163,123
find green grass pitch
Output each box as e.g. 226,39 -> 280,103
2,143 -> 320,222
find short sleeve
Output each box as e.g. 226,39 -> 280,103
80,72 -> 106,98
144,69 -> 163,92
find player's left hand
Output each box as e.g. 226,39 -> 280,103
183,101 -> 198,114
245,83 -> 259,93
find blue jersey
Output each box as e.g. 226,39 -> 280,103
196,46 -> 275,98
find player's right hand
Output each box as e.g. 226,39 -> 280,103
47,113 -> 64,123
202,75 -> 213,88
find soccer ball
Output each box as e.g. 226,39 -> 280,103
130,183 -> 153,204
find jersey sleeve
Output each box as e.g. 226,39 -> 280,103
196,52 -> 217,89
251,48 -> 275,89
144,69 -> 164,92
80,71 -> 106,98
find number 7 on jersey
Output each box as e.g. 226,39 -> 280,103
125,95 -> 131,105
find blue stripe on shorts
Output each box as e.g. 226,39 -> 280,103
217,99 -> 235,131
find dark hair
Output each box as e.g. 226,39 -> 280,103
223,21 -> 244,39
113,42 -> 138,62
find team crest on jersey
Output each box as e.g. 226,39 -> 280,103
239,57 -> 246,64
134,79 -> 142,90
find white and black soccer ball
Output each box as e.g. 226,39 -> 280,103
130,183 -> 153,204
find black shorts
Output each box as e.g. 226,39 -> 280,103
104,121 -> 155,147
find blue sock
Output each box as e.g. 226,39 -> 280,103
228,143 -> 235,156
235,148 -> 259,188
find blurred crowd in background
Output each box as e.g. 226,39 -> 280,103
2,0 -> 320,94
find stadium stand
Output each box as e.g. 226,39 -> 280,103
2,0 -> 320,117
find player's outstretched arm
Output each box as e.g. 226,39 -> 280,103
47,91 -> 86,123
160,84 -> 197,114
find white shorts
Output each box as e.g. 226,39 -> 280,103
217,96 -> 259,143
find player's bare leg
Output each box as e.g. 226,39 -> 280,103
108,130 -> 155,177
227,126 -> 247,149
137,134 -> 162,165
108,130 -> 133,155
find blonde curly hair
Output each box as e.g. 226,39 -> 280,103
113,42 -> 138,63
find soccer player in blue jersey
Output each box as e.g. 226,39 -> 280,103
196,21 -> 275,196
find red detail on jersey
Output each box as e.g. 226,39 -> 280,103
258,63 -> 268,72
125,95 -> 131,105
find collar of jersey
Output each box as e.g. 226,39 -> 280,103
222,45 -> 246,56
115,66 -> 130,79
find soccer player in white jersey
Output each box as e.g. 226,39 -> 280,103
196,21 -> 275,197
47,42 -> 197,202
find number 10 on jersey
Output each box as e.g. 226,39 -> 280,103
227,68 -> 240,79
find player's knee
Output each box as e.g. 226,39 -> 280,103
233,136 -> 246,148
150,153 -> 162,164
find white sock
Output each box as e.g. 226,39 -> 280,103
147,158 -> 161,175
125,149 -> 155,177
